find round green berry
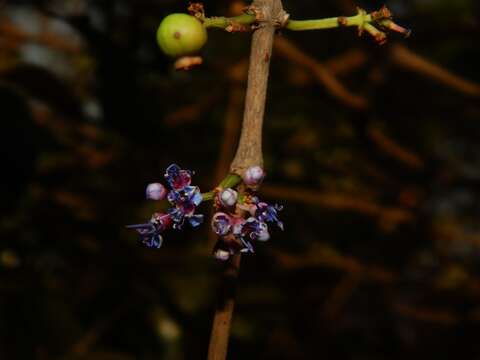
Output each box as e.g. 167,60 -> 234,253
156,13 -> 207,58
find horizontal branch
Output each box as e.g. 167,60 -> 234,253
200,4 -> 409,43
286,11 -> 372,31
203,13 -> 256,30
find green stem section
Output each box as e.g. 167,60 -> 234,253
219,174 -> 242,188
203,14 -> 256,29
201,7 -> 406,42
286,12 -> 372,31
202,191 -> 215,201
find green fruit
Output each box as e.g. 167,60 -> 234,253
156,13 -> 207,57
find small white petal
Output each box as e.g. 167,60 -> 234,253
214,249 -> 230,261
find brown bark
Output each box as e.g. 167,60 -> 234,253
208,1 -> 284,359
229,0 -> 285,175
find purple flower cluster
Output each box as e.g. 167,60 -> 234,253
128,164 -> 283,258
127,164 -> 203,248
212,189 -> 283,261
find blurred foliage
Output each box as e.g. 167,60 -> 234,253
1,0 -> 480,359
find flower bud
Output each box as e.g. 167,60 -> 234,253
146,183 -> 167,200
243,166 -> 265,186
219,188 -> 238,207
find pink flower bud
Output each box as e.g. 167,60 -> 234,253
219,188 -> 238,207
146,183 -> 167,200
243,166 -> 265,186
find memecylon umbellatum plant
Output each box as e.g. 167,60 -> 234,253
127,164 -> 282,259
135,2 -> 410,359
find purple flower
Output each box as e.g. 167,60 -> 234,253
146,183 -> 167,200
128,164 -> 203,248
255,202 -> 284,230
240,217 -> 271,251
164,163 -> 192,191
239,200 -> 282,251
236,216 -> 273,252
126,212 -> 171,248
167,185 -> 203,229
211,197 -> 282,256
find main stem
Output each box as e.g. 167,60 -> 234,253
207,1 -> 283,359
229,0 -> 282,175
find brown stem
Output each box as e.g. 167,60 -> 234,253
207,60 -> 248,251
207,254 -> 241,360
208,1 -> 284,359
229,0 -> 284,175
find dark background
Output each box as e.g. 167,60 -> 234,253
1,0 -> 480,359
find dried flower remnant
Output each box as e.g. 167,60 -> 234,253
174,56 -> 203,71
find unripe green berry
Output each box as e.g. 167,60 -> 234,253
156,13 -> 207,57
